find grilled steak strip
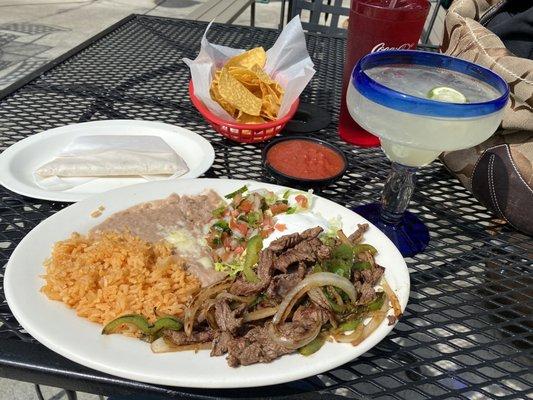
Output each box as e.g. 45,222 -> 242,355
230,248 -> 275,296
353,264 -> 384,287
275,237 -> 331,273
266,271 -> 303,300
267,232 -> 301,253
356,282 -> 377,304
214,299 -> 246,334
211,331 -> 233,357
163,329 -> 214,346
300,226 -> 324,240
226,323 -> 301,367
293,303 -> 331,326
348,223 -> 369,244
353,262 -> 384,305
268,226 -> 323,253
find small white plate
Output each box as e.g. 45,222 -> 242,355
0,120 -> 215,202
4,178 -> 410,389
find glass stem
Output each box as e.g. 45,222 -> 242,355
380,162 -> 417,225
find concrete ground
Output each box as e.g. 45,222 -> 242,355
0,0 -> 286,90
0,378 -> 104,400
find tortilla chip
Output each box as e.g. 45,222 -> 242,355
225,47 -> 267,69
207,47 -> 286,123
218,67 -> 262,116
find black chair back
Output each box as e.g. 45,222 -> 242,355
290,0 -> 349,38
288,0 -> 443,47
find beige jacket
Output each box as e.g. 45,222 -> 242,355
439,0 -> 533,235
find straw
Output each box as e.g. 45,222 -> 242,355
389,0 -> 398,7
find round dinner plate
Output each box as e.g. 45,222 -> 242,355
0,120 -> 215,202
4,179 -> 410,389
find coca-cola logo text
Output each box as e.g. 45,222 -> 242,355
371,43 -> 413,53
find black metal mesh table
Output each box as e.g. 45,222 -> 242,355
0,15 -> 531,400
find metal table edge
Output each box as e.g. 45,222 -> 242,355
0,339 -> 343,399
0,11 -> 530,400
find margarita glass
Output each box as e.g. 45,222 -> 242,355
347,50 -> 509,257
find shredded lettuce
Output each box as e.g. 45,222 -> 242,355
263,190 -> 278,206
320,216 -> 342,245
214,259 -> 245,277
326,216 -> 342,236
246,211 -> 262,226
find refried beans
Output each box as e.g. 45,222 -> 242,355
91,190 -> 226,286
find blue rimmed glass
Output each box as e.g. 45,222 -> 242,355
346,50 -> 509,257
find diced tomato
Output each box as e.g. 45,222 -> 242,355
222,233 -> 232,248
269,203 -> 289,215
262,216 -> 274,228
275,223 -> 287,232
295,194 -> 308,208
220,250 -> 232,262
230,219 -> 249,236
261,227 -> 275,238
234,246 -> 245,255
238,200 -> 253,213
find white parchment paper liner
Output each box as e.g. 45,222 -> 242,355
183,16 -> 315,121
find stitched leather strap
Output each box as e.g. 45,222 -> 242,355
472,144 -> 533,235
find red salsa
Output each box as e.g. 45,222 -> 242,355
266,139 -> 345,180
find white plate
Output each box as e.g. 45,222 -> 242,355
4,179 -> 409,389
0,120 -> 215,202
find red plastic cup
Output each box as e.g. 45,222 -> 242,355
338,0 -> 430,147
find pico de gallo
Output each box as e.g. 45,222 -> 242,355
206,185 -> 312,278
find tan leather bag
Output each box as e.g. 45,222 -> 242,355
439,0 -> 533,235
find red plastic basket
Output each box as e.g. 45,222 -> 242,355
189,81 -> 299,143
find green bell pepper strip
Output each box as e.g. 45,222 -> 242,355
353,244 -> 378,255
334,266 -> 350,278
212,204 -> 227,218
367,292 -> 385,311
242,234 -> 262,283
286,206 -> 297,214
150,316 -> 183,335
243,266 -> 259,283
248,294 -> 263,307
324,289 -> 345,313
102,314 -> 151,335
102,315 -> 183,337
337,318 -> 362,332
332,243 -> 353,261
298,335 -> 326,356
312,264 -> 323,274
333,260 -> 352,278
322,244 -> 355,278
225,185 -> 248,199
353,261 -> 372,271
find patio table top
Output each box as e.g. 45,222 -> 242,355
0,14 -> 531,400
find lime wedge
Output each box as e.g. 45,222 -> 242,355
427,86 -> 467,103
